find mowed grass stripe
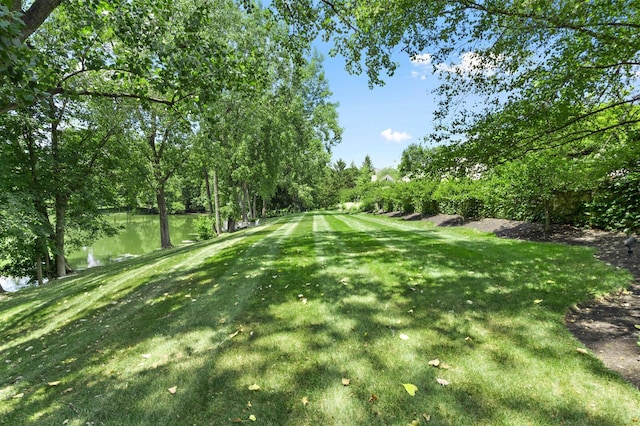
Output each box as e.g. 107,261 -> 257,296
0,217 -> 288,353
309,212 -> 639,424
0,217 -> 294,409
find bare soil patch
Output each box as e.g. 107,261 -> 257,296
417,213 -> 640,389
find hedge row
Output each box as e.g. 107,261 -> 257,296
352,172 -> 640,233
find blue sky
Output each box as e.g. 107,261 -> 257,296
318,48 -> 439,170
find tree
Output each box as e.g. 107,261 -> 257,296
273,0 -> 640,160
399,144 -> 430,179
1,0 -> 252,114
133,104 -> 194,249
0,94 -> 130,280
7,0 -> 64,42
196,41 -> 339,221
358,155 -> 374,184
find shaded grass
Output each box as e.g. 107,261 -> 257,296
1,212 -> 639,425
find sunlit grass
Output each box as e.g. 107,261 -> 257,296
1,212 -> 639,425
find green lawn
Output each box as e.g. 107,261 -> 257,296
1,212 -> 639,425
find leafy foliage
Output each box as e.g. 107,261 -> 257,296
195,216 -> 215,241
587,166 -> 640,233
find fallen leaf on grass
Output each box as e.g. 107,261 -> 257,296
48,381 -> 61,386
399,333 -> 409,340
141,354 -> 151,359
341,378 -> 350,386
168,386 -> 177,394
249,414 -> 257,421
248,384 -> 261,391
230,418 -> 243,423
428,359 -> 440,367
533,299 -> 543,304
368,394 -> 378,404
576,348 -> 589,354
423,413 -> 431,422
436,378 -> 450,386
229,328 -> 243,338
402,383 -> 418,396
301,396 -> 309,406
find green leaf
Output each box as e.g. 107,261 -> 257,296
402,383 -> 418,396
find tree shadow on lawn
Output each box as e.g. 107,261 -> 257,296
1,214 -> 637,424
0,227 -> 277,344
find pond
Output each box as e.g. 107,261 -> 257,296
67,213 -> 202,270
1,214 -> 202,292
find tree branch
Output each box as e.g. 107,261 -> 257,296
458,0 -> 625,43
48,87 -> 178,107
19,0 -> 65,41
318,0 -> 358,33
517,118 -> 640,159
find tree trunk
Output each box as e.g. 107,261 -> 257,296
543,200 -> 551,238
156,185 -> 172,249
35,252 -> 43,286
203,167 -> 218,236
262,198 -> 267,217
54,193 -> 68,278
252,194 -> 257,220
241,183 -> 249,223
18,0 -> 65,41
203,167 -> 214,216
44,252 -> 52,280
213,168 -> 221,235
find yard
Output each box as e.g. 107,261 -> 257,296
1,212 -> 639,425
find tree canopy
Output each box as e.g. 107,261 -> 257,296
274,0 -> 640,161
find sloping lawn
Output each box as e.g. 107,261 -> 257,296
1,212 -> 639,425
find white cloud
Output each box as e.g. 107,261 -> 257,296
410,51 -> 504,79
411,53 -> 432,64
380,128 -> 412,143
410,70 -> 427,80
436,51 -> 502,76
410,53 -> 432,80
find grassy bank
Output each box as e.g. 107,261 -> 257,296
1,212 -> 639,425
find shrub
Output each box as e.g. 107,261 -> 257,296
587,169 -> 640,233
196,216 -> 214,240
408,179 -> 439,215
433,178 -> 484,219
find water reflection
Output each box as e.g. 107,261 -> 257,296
1,214 -> 201,292
0,276 -> 44,292
67,214 -> 200,270
86,248 -> 100,268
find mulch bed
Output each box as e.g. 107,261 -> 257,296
410,213 -> 640,389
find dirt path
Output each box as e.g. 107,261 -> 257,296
409,213 -> 640,389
